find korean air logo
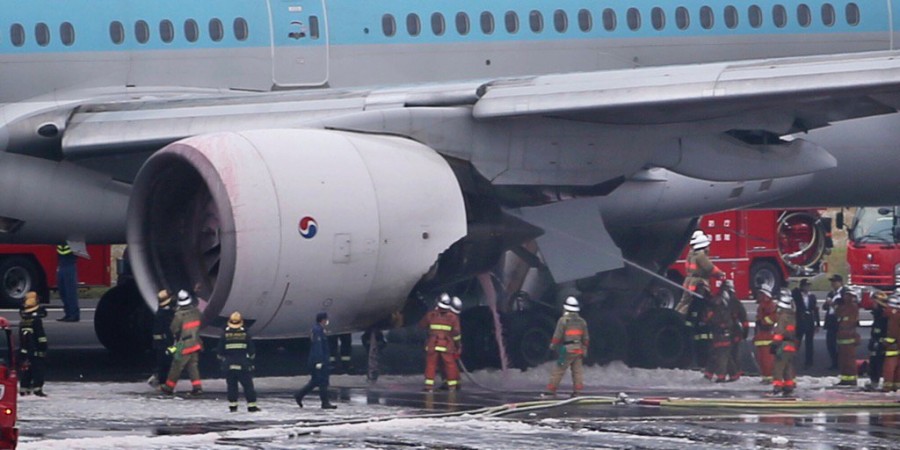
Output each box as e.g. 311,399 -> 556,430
298,216 -> 318,239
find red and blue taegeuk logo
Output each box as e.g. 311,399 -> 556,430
298,216 -> 318,239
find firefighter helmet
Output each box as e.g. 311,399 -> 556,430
564,296 -> 580,312
776,289 -> 793,310
450,296 -> 463,315
841,286 -> 861,301
177,289 -> 192,306
228,311 -> 244,328
22,293 -> 39,313
757,284 -> 773,298
438,293 -> 452,310
689,230 -> 711,250
157,289 -> 172,307
889,294 -> 900,309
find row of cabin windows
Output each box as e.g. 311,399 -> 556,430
382,3 -> 861,37
2,18 -> 250,47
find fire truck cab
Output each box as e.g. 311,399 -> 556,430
0,317 -> 17,449
844,206 -> 900,290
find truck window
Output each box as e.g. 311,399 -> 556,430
850,207 -> 896,244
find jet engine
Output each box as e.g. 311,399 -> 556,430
125,129 -> 467,339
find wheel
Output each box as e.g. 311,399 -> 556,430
750,260 -> 782,291
505,312 -> 556,369
584,313 -> 628,366
94,279 -> 154,354
630,308 -> 691,369
0,256 -> 42,308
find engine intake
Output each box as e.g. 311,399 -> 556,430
127,129 -> 467,337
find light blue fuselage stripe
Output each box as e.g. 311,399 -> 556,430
0,0 -> 891,54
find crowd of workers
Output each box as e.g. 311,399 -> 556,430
679,230 -> 900,396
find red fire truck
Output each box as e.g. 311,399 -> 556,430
843,206 -> 900,290
668,209 -> 832,299
0,245 -> 111,307
0,316 -> 17,449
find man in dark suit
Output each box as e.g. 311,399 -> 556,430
792,278 -> 820,368
822,274 -> 843,370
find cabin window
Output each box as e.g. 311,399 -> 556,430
209,18 -> 224,42
160,20 -> 175,43
309,16 -> 320,39
529,10 -> 543,33
821,3 -> 836,26
554,10 -> 567,33
11,24 -> 25,47
480,12 -> 494,35
233,18 -> 249,41
627,8 -> 641,30
602,9 -> 617,31
184,19 -> 199,42
455,12 -> 470,35
772,5 -> 788,28
700,6 -> 714,29
135,20 -> 150,44
797,4 -> 812,27
675,7 -> 689,29
60,22 -> 75,46
748,5 -> 763,28
406,13 -> 421,37
432,13 -> 446,36
505,11 -> 519,34
577,9 -> 592,32
110,21 -> 125,44
651,7 -> 665,30
35,23 -> 51,47
382,14 -> 396,37
724,6 -> 738,29
846,3 -> 860,25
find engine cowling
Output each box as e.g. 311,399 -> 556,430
127,129 -> 467,338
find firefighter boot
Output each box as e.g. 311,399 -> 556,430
33,387 -> 47,397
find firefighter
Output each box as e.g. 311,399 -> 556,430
770,288 -> 798,396
753,284 -> 777,384
544,296 -> 590,397
18,292 -> 48,396
822,274 -> 844,370
161,290 -> 204,395
724,280 -> 749,382
881,293 -> 900,392
835,286 -> 861,386
675,230 -> 725,316
149,289 -> 175,388
686,279 -> 713,372
294,311 -> 337,409
440,296 -> 465,391
216,311 -> 260,412
328,334 -> 353,375
706,285 -> 735,382
418,293 -> 461,392
865,291 -> 889,391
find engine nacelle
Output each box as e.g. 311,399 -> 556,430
127,129 -> 467,338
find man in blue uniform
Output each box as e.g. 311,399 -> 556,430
294,312 -> 337,409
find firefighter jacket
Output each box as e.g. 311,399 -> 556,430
419,309 -> 461,354
836,298 -> 860,346
170,305 -> 203,355
18,309 -> 48,358
726,290 -> 749,341
687,295 -> 712,342
216,325 -> 256,371
683,249 -> 724,292
883,307 -> 900,357
708,296 -> 734,347
870,306 -> 888,355
152,306 -> 175,351
753,298 -> 777,348
307,322 -> 330,374
550,312 -> 590,356
772,309 -> 798,355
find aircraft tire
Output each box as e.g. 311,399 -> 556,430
506,312 -> 556,370
630,308 -> 691,369
584,313 -> 628,366
94,279 -> 153,354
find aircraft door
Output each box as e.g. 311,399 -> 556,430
268,0 -> 329,87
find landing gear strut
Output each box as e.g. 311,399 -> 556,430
94,278 -> 154,354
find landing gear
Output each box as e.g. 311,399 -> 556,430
505,311 -> 556,370
94,278 -> 154,354
628,308 -> 691,369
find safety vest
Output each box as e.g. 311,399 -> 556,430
836,300 -> 859,345
883,308 -> 900,357
772,309 -> 797,354
421,310 -> 460,353
550,312 -> 589,355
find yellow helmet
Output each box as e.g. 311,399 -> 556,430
22,294 -> 39,313
228,311 -> 243,328
157,289 -> 172,307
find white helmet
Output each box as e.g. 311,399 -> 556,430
776,289 -> 793,310
437,293 -> 452,310
756,283 -> 773,298
177,289 -> 192,306
563,296 -> 580,312
689,230 -> 711,250
841,286 -> 861,302
450,296 -> 463,315
889,294 -> 900,310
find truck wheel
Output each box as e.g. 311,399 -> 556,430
94,279 -> 153,354
0,257 -> 41,308
630,308 -> 691,369
750,260 -> 782,291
